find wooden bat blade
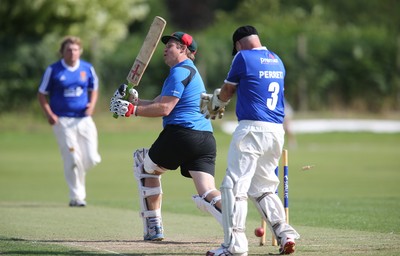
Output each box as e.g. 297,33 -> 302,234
126,16 -> 166,86
113,16 -> 166,119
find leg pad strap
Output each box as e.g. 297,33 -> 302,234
192,189 -> 222,225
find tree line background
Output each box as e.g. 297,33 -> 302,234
1,0 -> 399,115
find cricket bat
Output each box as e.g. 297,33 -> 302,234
113,16 -> 166,118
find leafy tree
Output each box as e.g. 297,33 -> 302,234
199,0 -> 400,112
1,0 -> 399,114
164,0 -> 241,30
100,0 -> 243,99
0,0 -> 149,112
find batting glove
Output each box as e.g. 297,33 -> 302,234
110,99 -> 137,117
110,84 -> 139,105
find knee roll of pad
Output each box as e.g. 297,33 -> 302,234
134,147 -> 166,174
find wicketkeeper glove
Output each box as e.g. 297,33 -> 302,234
200,93 -> 212,119
110,99 -> 137,117
200,88 -> 230,120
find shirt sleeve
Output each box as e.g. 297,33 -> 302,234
161,66 -> 190,98
38,67 -> 52,94
88,66 -> 99,91
224,53 -> 245,85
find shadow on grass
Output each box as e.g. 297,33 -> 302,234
1,251 -> 206,256
1,237 -> 210,255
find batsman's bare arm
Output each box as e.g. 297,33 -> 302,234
137,95 -> 161,106
136,96 -> 178,117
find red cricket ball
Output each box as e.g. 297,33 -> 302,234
254,227 -> 264,237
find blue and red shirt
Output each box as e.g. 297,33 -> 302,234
38,59 -> 99,117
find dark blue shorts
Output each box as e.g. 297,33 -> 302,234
149,125 -> 216,178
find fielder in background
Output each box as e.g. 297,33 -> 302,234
38,36 -> 101,207
204,26 -> 300,256
110,32 -> 222,241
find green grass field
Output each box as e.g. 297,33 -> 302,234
1,113 -> 399,255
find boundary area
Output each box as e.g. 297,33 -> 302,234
221,119 -> 400,134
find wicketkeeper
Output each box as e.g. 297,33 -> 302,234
204,26 -> 300,256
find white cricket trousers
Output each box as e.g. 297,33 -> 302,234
222,120 -> 285,253
227,120 -> 285,198
53,116 -> 101,201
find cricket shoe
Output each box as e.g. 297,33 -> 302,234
206,245 -> 247,256
144,225 -> 164,241
279,237 -> 296,255
69,199 -> 86,207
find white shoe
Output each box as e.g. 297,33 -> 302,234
206,245 -> 247,256
144,225 -> 164,241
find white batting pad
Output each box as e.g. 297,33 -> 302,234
133,148 -> 163,236
251,193 -> 299,244
192,193 -> 222,226
221,175 -> 248,254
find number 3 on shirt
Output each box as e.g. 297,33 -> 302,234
266,82 -> 279,110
